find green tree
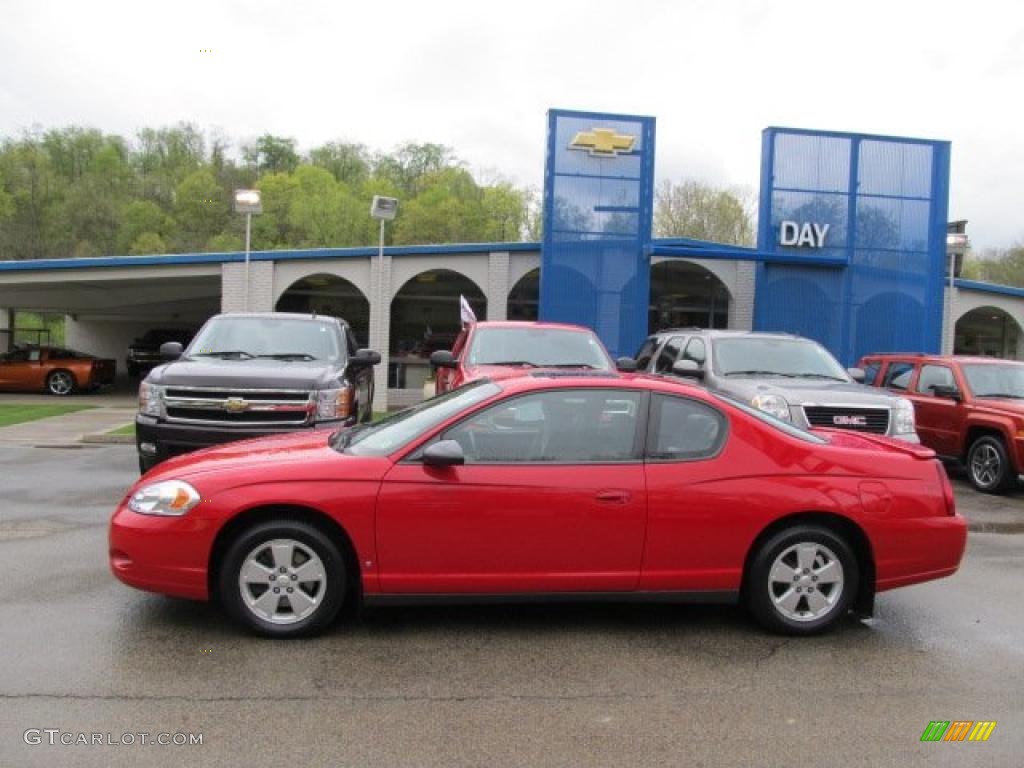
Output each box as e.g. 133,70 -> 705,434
129,231 -> 167,255
962,245 -> 1024,287
117,200 -> 171,253
392,167 -> 486,244
309,141 -> 371,186
654,179 -> 754,246
481,182 -> 527,241
244,134 -> 300,175
286,165 -> 363,247
173,169 -> 229,251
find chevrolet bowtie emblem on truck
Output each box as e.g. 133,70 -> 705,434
568,128 -> 636,157
223,397 -> 250,414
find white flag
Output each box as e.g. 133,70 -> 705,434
460,295 -> 477,326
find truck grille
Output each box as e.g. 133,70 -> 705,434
164,388 -> 313,427
803,406 -> 890,434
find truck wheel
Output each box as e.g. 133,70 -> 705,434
967,435 -> 1015,494
746,524 -> 858,636
46,370 -> 75,396
219,520 -> 348,638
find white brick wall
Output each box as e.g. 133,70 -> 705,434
65,317 -> 159,376
222,261 -> 274,313
486,251 -> 511,322
0,308 -> 11,352
730,261 -> 757,331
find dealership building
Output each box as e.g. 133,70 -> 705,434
1,109 -> 1023,410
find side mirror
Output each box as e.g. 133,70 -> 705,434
616,356 -> 638,372
931,384 -> 962,401
671,359 -> 705,379
422,439 -> 465,467
353,348 -> 381,366
430,350 -> 457,369
160,341 -> 183,361
847,367 -> 866,383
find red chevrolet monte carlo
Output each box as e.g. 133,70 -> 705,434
109,374 -> 967,638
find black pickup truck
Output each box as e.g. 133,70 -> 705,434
136,312 -> 379,474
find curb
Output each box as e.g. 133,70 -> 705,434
967,521 -> 1024,534
81,433 -> 135,445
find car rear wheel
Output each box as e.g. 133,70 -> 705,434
746,525 -> 858,635
46,370 -> 75,396
219,520 -> 347,638
967,435 -> 1015,494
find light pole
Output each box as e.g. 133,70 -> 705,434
234,189 -> 263,311
369,195 -> 399,318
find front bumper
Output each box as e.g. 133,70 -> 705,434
136,414 -> 351,465
109,501 -> 215,600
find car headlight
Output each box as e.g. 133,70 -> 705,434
138,381 -> 165,417
751,393 -> 792,421
128,480 -> 201,516
893,398 -> 916,435
316,386 -> 354,421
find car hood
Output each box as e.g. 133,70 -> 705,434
719,376 -> 903,406
146,357 -> 340,390
141,429 -> 389,485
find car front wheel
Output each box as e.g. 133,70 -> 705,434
46,370 -> 75,396
746,525 -> 858,635
967,435 -> 1015,494
219,520 -> 347,638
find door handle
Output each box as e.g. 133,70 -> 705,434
595,489 -> 630,504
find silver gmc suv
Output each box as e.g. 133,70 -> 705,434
634,329 -> 918,442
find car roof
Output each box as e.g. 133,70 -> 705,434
860,353 -> 1023,365
210,312 -> 346,325
470,321 -> 597,333
647,328 -> 802,341
491,370 -> 708,398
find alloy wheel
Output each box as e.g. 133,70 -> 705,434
970,443 -> 1001,488
767,542 -> 845,623
48,371 -> 74,396
238,538 -> 327,625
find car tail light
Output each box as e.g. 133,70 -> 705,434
936,461 -> 956,516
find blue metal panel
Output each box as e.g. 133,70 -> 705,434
540,109 -> 655,357
755,127 -> 951,366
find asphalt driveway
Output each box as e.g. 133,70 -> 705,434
0,443 -> 1021,767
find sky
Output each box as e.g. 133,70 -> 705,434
1,0 -> 1022,250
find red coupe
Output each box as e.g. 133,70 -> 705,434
109,373 -> 966,638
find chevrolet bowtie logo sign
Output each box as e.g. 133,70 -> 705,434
223,397 -> 250,414
568,128 -> 636,158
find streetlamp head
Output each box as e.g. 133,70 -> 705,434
234,189 -> 263,214
370,195 -> 399,221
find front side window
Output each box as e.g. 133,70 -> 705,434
635,338 -> 659,370
646,395 -> 726,461
444,389 -> 643,463
682,337 -> 706,364
654,336 -> 685,373
340,381 -> 501,456
916,365 -> 956,396
883,362 -> 915,391
862,361 -> 881,385
466,327 -> 612,370
188,316 -> 343,362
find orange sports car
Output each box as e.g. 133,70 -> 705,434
0,346 -> 116,396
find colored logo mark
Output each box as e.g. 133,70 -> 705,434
920,721 -> 996,742
568,128 -> 636,158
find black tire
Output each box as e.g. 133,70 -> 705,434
218,520 -> 347,638
966,435 -> 1015,494
746,524 -> 859,636
45,369 -> 76,396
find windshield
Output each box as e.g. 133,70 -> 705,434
714,393 -> 827,444
467,327 -> 612,369
339,380 -> 502,456
188,316 -> 342,362
961,363 -> 1024,399
713,337 -> 849,380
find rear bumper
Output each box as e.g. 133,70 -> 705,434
136,414 -> 351,464
873,513 -> 968,592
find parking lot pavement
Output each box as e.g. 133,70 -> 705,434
0,405 -> 135,445
1,444 -> 1022,768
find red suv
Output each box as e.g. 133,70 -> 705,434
430,321 -> 623,394
858,353 -> 1024,493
